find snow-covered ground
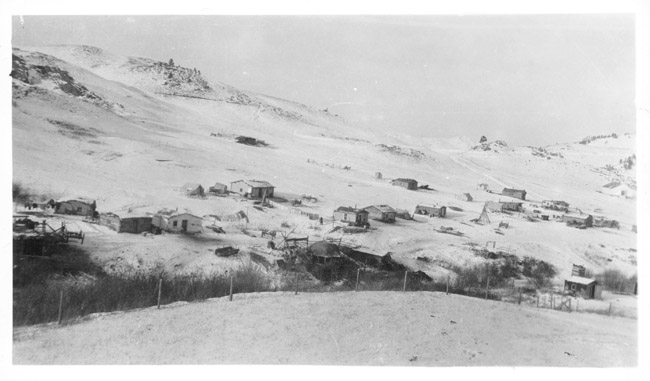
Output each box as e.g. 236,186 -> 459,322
11,45 -> 638,364
12,291 -> 636,366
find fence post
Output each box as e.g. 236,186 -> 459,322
57,290 -> 64,325
536,294 -> 539,308
518,288 -> 522,305
295,271 -> 299,295
446,276 -> 449,295
608,302 -> 612,316
355,268 -> 360,291
229,276 -> 234,301
576,298 -> 579,312
403,271 -> 408,292
157,278 -> 163,309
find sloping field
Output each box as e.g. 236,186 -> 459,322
13,291 -> 636,366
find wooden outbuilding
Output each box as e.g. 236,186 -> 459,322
485,201 -> 504,213
541,200 -> 569,211
501,201 -> 523,212
333,206 -> 369,226
100,212 -> 152,234
230,180 -> 275,199
601,182 -> 636,199
414,205 -> 446,218
502,188 -> 527,200
564,276 -> 601,299
209,182 -> 228,194
391,178 -> 418,190
152,212 -> 203,234
363,205 -> 397,223
562,214 -> 593,227
181,183 -> 205,197
456,193 -> 473,202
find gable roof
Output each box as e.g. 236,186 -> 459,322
335,206 -> 368,214
566,276 -> 596,286
602,181 -> 620,189
181,183 -> 203,190
363,205 -> 397,213
232,180 -> 275,188
309,241 -> 342,258
393,178 -> 417,183
56,196 -> 95,204
502,188 -> 526,193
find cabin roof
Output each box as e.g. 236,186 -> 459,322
566,276 -> 596,286
232,180 -> 275,188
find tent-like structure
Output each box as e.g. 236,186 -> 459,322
475,207 -> 490,225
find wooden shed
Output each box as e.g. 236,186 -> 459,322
230,180 -> 275,199
153,212 -> 203,234
565,276 -> 601,299
501,201 -> 523,212
562,214 -> 593,227
456,193 -> 473,202
54,197 -> 96,217
391,178 -> 418,190
181,183 -> 205,197
100,212 -> 153,234
541,200 -> 570,212
414,205 -> 446,218
502,188 -> 527,200
485,201 -> 504,213
363,205 -> 397,223
209,182 -> 228,194
601,181 -> 636,198
333,206 -> 369,226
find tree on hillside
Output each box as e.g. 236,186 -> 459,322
168,59 -> 175,66
479,136 -> 487,143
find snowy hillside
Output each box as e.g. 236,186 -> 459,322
12,45 -> 637,282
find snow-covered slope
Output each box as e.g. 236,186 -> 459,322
12,45 -> 637,280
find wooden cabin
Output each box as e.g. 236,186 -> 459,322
414,205 -> 446,218
363,205 -> 397,223
333,206 -> 369,226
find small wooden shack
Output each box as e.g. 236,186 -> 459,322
181,183 -> 205,197
565,276 -> 600,299
209,182 -> 228,194
333,206 -> 369,226
230,180 -> 275,199
541,200 -> 569,211
152,212 -> 203,234
309,241 -> 343,265
501,201 -> 523,212
363,205 -> 397,223
391,178 -> 418,190
502,188 -> 527,200
54,197 -> 96,217
562,214 -> 593,227
100,212 -> 152,234
601,181 -> 636,198
456,193 -> 473,202
485,201 -> 504,213
414,205 -> 446,218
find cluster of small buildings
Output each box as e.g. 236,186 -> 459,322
180,179 -> 275,199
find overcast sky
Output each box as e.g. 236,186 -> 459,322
11,14 -> 635,146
